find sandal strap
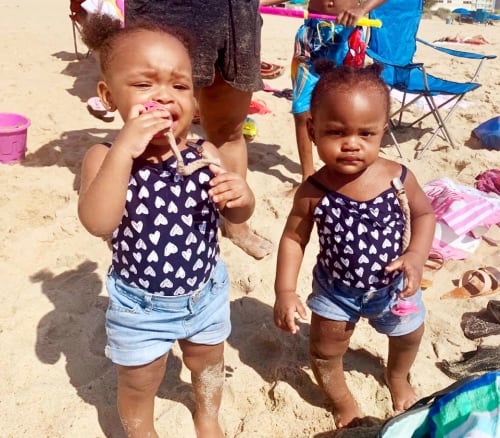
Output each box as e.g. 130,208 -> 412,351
459,269 -> 493,296
482,266 -> 500,290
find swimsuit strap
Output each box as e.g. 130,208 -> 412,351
186,138 -> 206,157
400,164 -> 408,182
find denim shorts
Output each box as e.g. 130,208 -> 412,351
105,260 -> 231,366
307,265 -> 425,336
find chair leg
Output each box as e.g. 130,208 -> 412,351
72,21 -> 80,60
388,127 -> 403,158
416,95 -> 465,159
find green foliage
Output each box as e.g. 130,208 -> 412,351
423,0 -> 438,11
435,7 -> 452,19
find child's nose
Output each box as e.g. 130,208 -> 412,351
342,136 -> 360,150
154,87 -> 175,104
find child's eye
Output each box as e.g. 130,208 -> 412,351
174,83 -> 190,90
360,131 -> 373,137
327,130 -> 343,137
134,83 -> 151,89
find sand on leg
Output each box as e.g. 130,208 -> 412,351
386,324 -> 424,412
116,354 -> 167,438
180,340 -> 225,438
309,313 -> 361,428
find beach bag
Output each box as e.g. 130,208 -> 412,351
473,116 -> 500,150
379,371 -> 500,437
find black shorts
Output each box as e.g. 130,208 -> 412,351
125,0 -> 263,92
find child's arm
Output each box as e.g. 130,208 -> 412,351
207,164 -> 255,224
385,169 -> 436,298
336,0 -> 386,27
274,185 -> 315,333
78,104 -> 172,237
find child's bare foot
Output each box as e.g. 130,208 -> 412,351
331,390 -> 363,429
194,414 -> 224,438
385,373 -> 418,412
221,221 -> 273,260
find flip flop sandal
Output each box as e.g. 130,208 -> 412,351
441,266 -> 499,299
461,311 -> 500,339
421,250 -> 445,289
438,345 -> 500,380
248,99 -> 271,115
260,61 -> 284,79
487,299 -> 500,323
272,88 -> 293,101
242,117 -> 257,143
87,96 -> 108,117
99,111 -> 115,123
87,96 -> 115,122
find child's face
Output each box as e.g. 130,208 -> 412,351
98,30 -> 195,140
308,88 -> 387,175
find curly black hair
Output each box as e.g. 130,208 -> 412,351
81,14 -> 194,76
310,60 -> 390,120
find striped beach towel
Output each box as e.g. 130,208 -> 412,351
379,372 -> 500,438
423,178 -> 500,260
428,371 -> 500,437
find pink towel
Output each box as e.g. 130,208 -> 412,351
424,178 -> 500,260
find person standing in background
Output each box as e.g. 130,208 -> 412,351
125,0 -> 274,260
261,0 -> 387,183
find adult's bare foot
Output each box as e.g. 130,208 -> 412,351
385,373 -> 418,413
331,391 -> 363,429
194,414 -> 224,438
220,220 -> 273,260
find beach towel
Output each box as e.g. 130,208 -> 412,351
379,371 -> 500,438
423,178 -> 500,260
81,0 -> 124,23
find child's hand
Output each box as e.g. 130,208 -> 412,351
274,292 -> 307,334
208,164 -> 254,211
385,251 -> 425,298
336,7 -> 366,27
112,103 -> 173,159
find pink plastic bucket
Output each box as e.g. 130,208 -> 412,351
0,113 -> 31,163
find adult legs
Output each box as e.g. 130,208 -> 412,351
197,71 -> 273,259
179,340 -> 225,438
309,313 -> 360,428
386,323 -> 424,412
294,111 -> 315,182
116,354 -> 167,438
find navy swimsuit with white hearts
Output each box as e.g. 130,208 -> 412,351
310,166 -> 407,291
110,141 -> 219,297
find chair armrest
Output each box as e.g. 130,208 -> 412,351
416,37 -> 497,60
366,48 -> 423,69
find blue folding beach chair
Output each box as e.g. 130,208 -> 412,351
367,0 -> 496,159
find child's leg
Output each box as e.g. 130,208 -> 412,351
386,323 -> 424,412
116,354 -> 167,438
180,340 -> 225,438
294,111 -> 314,181
309,313 -> 359,428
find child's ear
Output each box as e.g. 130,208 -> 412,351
306,117 -> 316,143
97,81 -> 117,111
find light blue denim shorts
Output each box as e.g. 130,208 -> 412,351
105,260 -> 231,366
307,265 -> 425,336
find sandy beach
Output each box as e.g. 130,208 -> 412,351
0,1 -> 499,437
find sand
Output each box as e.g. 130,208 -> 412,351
0,2 -> 499,437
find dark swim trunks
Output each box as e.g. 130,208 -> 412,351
125,0 -> 263,92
